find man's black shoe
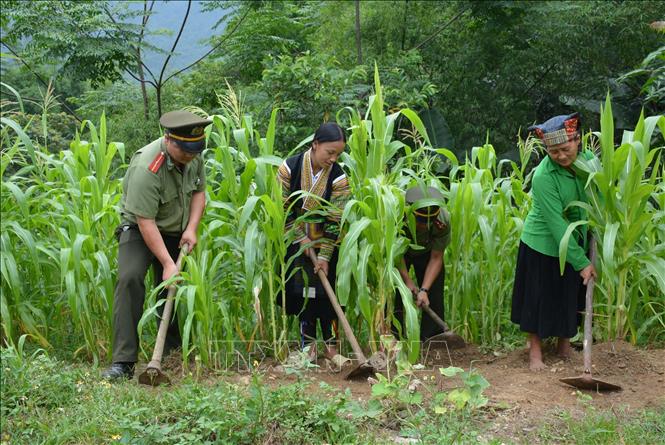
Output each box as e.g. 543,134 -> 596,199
101,362 -> 135,381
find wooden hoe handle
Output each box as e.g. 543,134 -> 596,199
582,237 -> 597,375
307,248 -> 367,362
147,243 -> 189,368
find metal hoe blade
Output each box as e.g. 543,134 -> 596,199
344,362 -> 377,380
425,331 -> 466,350
307,249 -> 378,381
560,373 -> 622,392
138,365 -> 171,386
421,306 -> 466,349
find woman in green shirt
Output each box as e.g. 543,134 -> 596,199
511,113 -> 597,371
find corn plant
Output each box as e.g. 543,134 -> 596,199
1,112 -> 123,362
138,106 -> 293,367
564,95 -> 665,342
3,78 -> 664,368
1,120 -> 53,348
336,66 -> 440,362
443,142 -> 529,345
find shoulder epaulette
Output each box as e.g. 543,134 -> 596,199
148,152 -> 166,173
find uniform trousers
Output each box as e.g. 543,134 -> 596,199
112,226 -> 182,363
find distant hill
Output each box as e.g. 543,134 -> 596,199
125,0 -> 229,78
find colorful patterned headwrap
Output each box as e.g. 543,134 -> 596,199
528,113 -> 580,147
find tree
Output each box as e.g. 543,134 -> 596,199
1,0 -> 140,120
104,0 -> 250,117
1,1 -> 139,86
202,1 -> 315,85
355,0 -> 363,65
618,45 -> 665,116
314,0 -> 664,154
2,0 -> 249,121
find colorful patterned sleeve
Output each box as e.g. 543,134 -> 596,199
318,172 -> 350,261
278,160 -> 306,243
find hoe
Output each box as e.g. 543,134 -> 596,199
307,250 -> 383,380
138,243 -> 189,386
560,238 -> 621,392
420,305 -> 466,349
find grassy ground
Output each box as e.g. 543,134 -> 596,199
2,347 -> 664,445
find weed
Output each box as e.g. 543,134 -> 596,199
435,366 -> 490,412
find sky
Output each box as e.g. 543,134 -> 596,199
122,0 -> 229,78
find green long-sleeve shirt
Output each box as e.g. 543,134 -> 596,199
520,150 -> 594,271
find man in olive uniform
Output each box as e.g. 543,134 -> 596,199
393,186 -> 451,341
102,110 -> 211,380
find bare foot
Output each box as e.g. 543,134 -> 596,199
529,358 -> 547,371
557,350 -> 571,359
528,333 -> 547,371
529,347 -> 547,371
557,338 -> 572,359
323,344 -> 338,361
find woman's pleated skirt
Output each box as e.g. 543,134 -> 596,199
511,241 -> 586,339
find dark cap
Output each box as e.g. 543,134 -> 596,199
406,186 -> 444,218
160,110 -> 212,153
528,112 -> 580,147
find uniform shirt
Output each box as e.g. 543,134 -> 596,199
520,149 -> 593,271
120,138 -> 206,234
407,209 -> 451,256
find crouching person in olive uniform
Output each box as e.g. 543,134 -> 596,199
102,111 -> 210,380
394,186 -> 451,343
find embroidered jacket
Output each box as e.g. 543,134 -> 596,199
277,150 -> 350,261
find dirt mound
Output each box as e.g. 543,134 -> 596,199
590,340 -> 663,377
138,341 -> 665,414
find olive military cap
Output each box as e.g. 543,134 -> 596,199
405,186 -> 445,218
159,110 -> 212,153
528,112 -> 580,147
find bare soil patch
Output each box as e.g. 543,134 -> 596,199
426,340 -> 665,440
152,340 -> 665,411
141,340 -> 665,441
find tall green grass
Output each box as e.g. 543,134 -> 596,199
336,66 -> 428,362
443,141 -> 531,344
2,77 -> 663,368
1,112 -> 123,362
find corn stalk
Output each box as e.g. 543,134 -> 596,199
564,95 -> 665,342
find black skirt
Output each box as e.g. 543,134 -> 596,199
278,242 -> 339,321
511,241 -> 585,339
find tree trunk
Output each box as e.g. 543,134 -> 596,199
137,48 -> 150,122
411,6 -> 469,51
138,0 -> 150,122
355,0 -> 362,65
156,0 -> 192,119
401,0 -> 409,51
156,85 -> 162,118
